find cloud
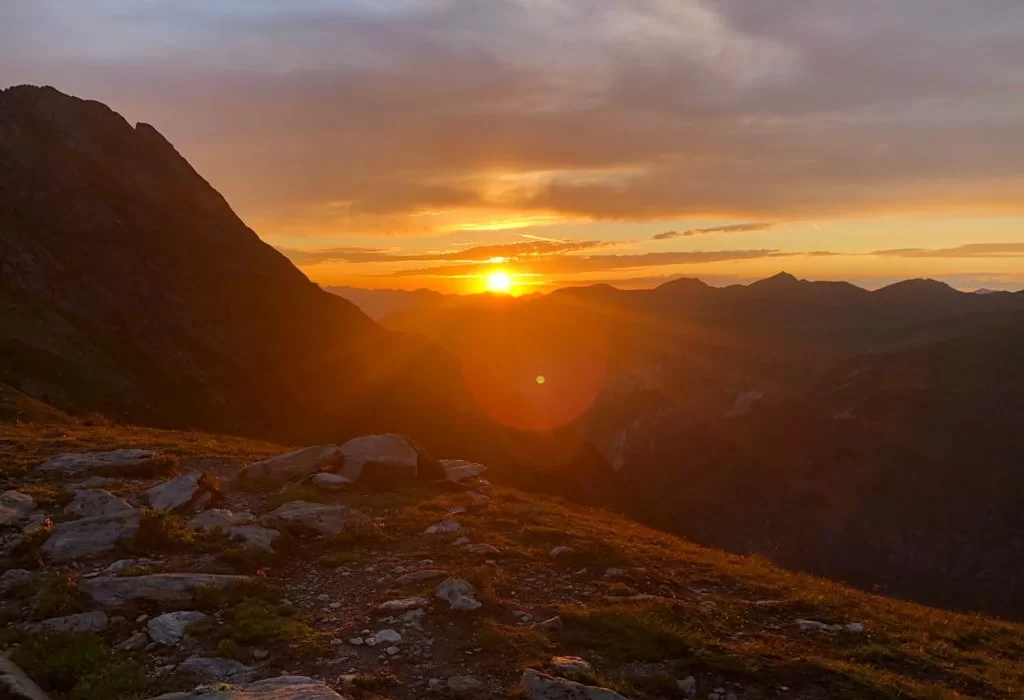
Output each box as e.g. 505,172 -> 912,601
871,242 -> 1024,258
2,0 -> 1023,236
653,223 -> 774,240
385,249 -> 783,277
278,239 -> 611,265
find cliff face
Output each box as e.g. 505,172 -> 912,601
0,86 -> 453,441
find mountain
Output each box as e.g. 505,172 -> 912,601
383,275 -> 1024,617
1,423 -> 1023,700
0,85 -> 488,447
323,286 -> 448,321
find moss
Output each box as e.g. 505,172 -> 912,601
348,673 -> 400,698
221,599 -> 314,646
194,578 -> 281,611
217,546 -> 280,573
11,632 -> 145,700
17,484 -> 74,507
216,637 -> 251,663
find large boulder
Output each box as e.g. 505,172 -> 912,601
187,509 -> 252,532
434,577 -> 482,611
146,473 -> 212,512
80,573 -> 250,606
239,446 -> 343,485
338,434 -> 420,483
521,670 -> 630,700
266,501 -> 370,536
0,657 -> 50,700
65,489 -> 134,518
37,449 -> 161,475
226,525 -> 280,551
41,510 -> 142,562
147,675 -> 347,700
0,491 -> 36,526
439,459 -> 487,483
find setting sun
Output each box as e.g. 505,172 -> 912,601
486,270 -> 513,294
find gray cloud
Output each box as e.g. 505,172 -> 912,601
653,222 -> 774,240
2,1 -> 1022,233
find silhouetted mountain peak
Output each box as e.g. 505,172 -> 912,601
874,278 -> 960,299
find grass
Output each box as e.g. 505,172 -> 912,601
8,520 -> 54,568
31,570 -> 91,620
217,598 -> 325,658
130,509 -> 197,552
346,673 -> 401,700
478,620 -> 553,665
557,601 -> 703,664
11,632 -> 145,700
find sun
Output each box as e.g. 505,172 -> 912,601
486,270 -> 513,294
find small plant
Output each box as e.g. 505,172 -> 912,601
131,509 -> 196,552
194,578 -> 281,611
559,601 -> 702,664
478,620 -> 552,664
32,570 -> 90,620
11,520 -> 55,567
214,598 -> 326,659
11,632 -> 145,700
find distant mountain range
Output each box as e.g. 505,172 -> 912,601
3,85 -> 1023,618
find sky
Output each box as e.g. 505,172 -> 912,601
2,0 -> 1023,294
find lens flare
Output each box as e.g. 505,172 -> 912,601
486,271 -> 513,293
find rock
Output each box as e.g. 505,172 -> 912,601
423,519 -> 461,535
42,510 -> 142,562
439,459 -> 487,482
71,476 -> 120,489
348,637 -> 364,646
395,569 -> 449,585
80,573 -> 250,605
147,610 -> 208,644
240,445 -> 344,485
0,568 -> 35,595
266,501 -> 370,536
178,656 -> 254,683
385,645 -> 401,655
465,491 -> 491,506
464,543 -> 501,555
147,473 -> 208,512
536,616 -> 563,632
796,619 -> 864,633
37,449 -> 161,475
367,629 -> 401,647
186,508 -> 253,531
450,536 -> 471,547
435,577 -> 482,611
338,434 -> 420,482
117,631 -> 149,651
0,656 -> 50,700
677,677 -> 697,698
551,657 -> 596,682
0,491 -> 36,526
448,675 -> 484,694
65,489 -> 134,518
310,473 -> 352,490
428,679 -> 444,692
26,610 -> 108,633
105,558 -> 158,574
378,597 -> 430,612
147,675 -> 346,699
550,546 -> 573,558
226,525 -> 280,551
521,669 -> 629,699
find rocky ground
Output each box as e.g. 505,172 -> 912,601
2,423 -> 1023,700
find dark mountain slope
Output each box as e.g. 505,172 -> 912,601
0,85 -> 476,444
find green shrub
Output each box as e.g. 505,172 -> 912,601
11,632 -> 145,700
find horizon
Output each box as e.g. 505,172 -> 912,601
3,2 -> 1023,294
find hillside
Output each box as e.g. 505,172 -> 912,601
2,423 -> 1024,700
0,85 -> 484,447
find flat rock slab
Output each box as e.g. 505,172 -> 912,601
226,525 -> 280,551
42,510 -> 142,562
148,610 -> 208,644
37,449 -> 160,475
147,473 -> 205,512
0,490 -> 36,526
240,445 -> 343,485
338,434 -> 419,482
522,670 -> 629,700
187,508 -> 252,531
439,459 -> 488,482
178,656 -> 254,683
0,657 -> 51,700
148,675 -> 348,700
25,610 -> 108,633
266,501 -> 370,536
80,573 -> 250,606
310,473 -> 352,490
65,489 -> 134,518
